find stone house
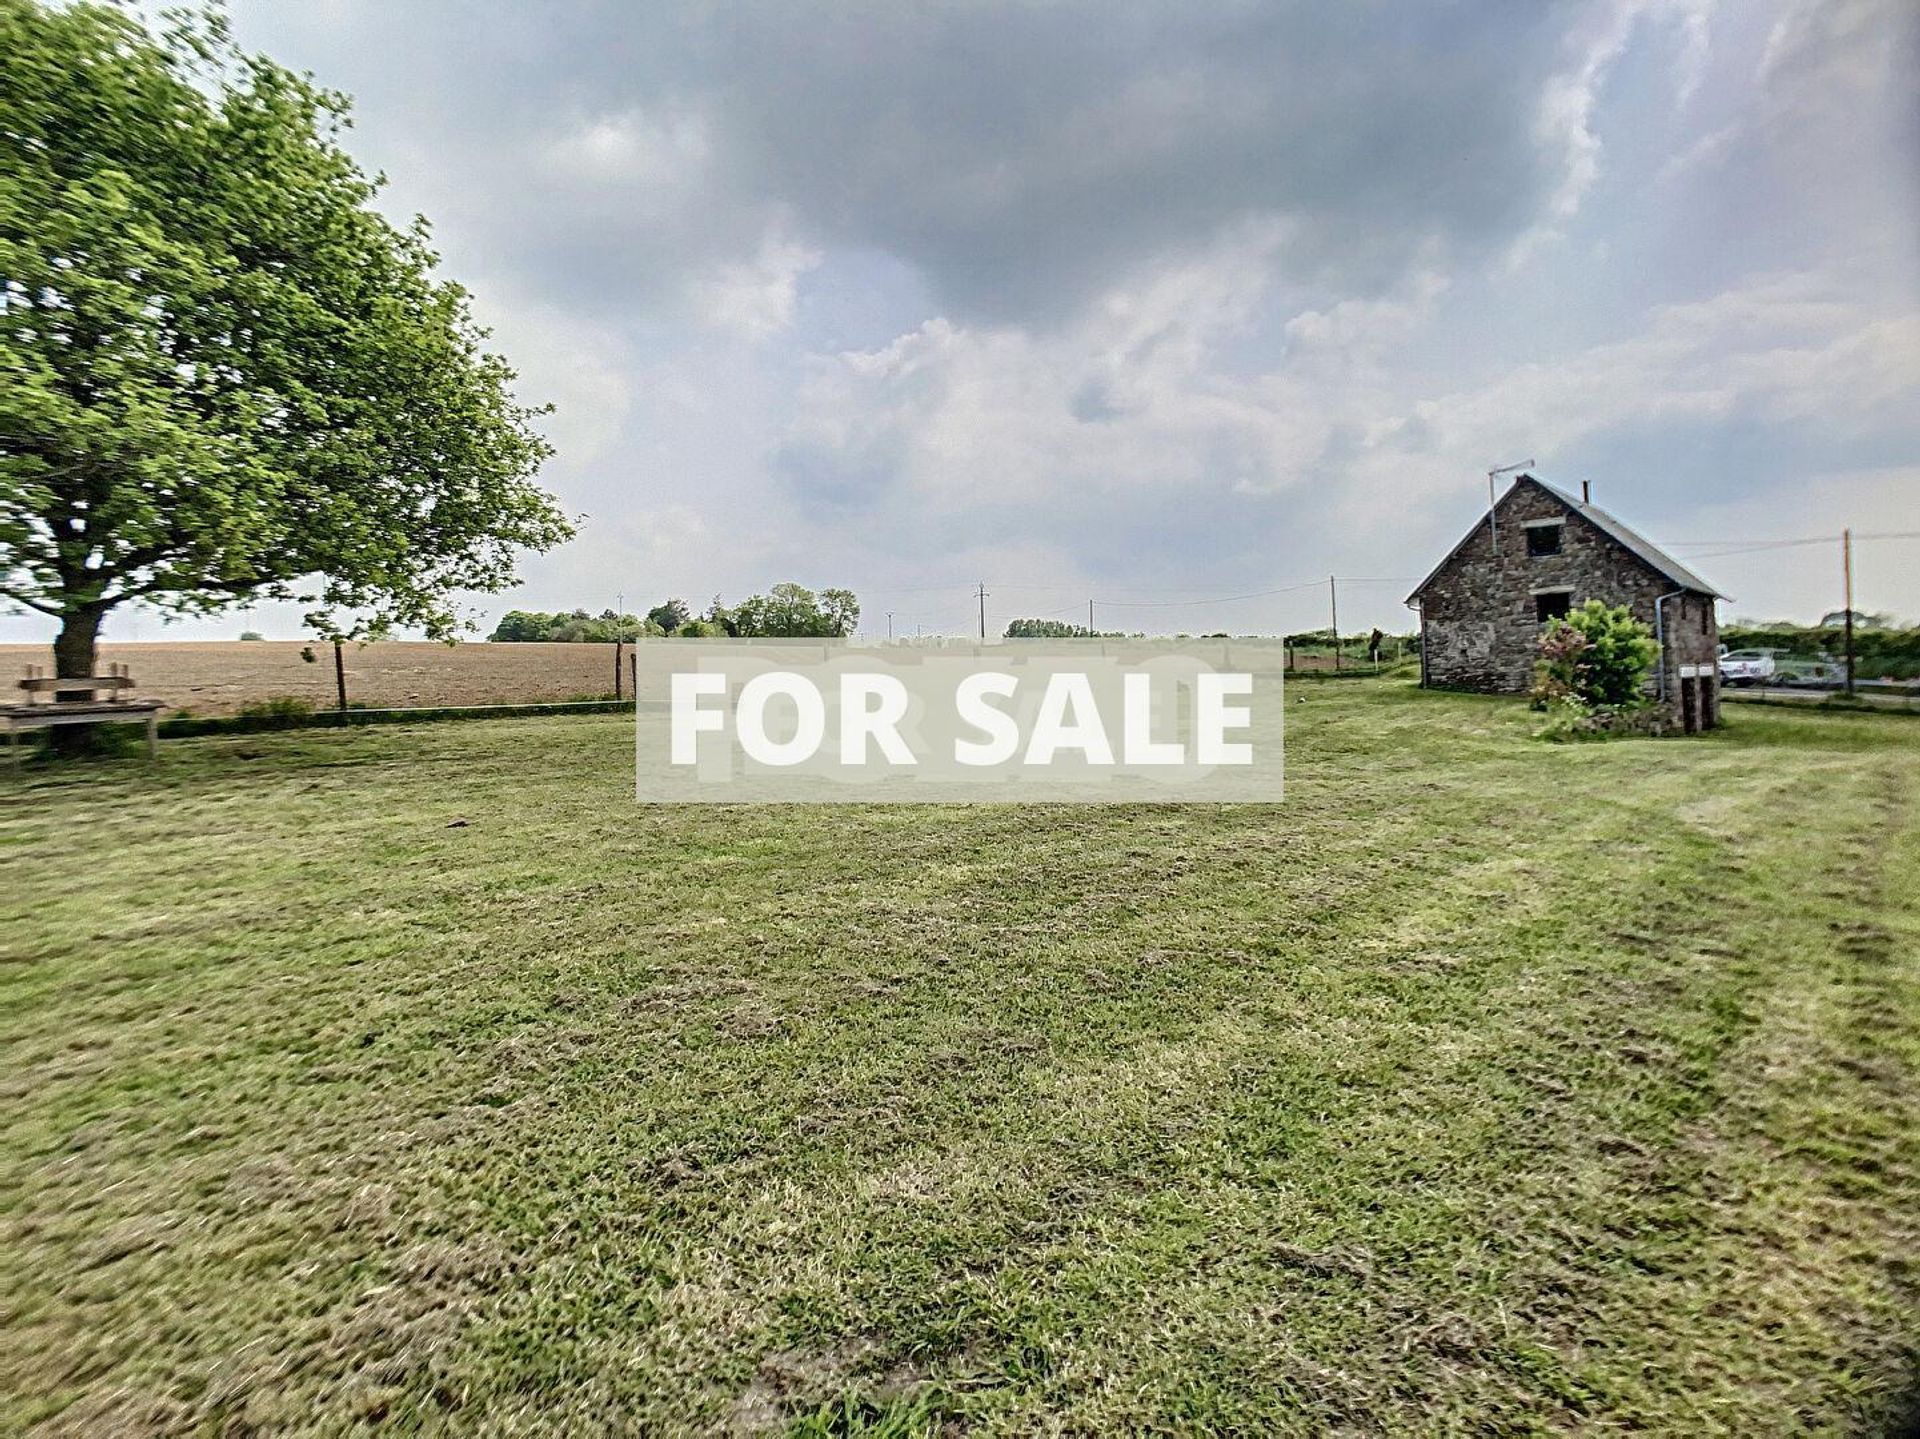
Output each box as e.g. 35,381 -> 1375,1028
1405,475 -> 1722,728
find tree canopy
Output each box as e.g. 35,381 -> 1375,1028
718,582 -> 859,638
646,598 -> 691,634
1003,618 -> 1135,639
489,609 -> 650,643
488,586 -> 862,641
0,0 -> 572,678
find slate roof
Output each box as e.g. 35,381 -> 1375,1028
1405,475 -> 1724,604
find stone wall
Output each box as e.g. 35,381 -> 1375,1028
1415,478 -> 1719,716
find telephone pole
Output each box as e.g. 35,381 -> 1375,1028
977,582 -> 989,641
1328,575 -> 1340,671
1843,529 -> 1856,695
1087,599 -> 1095,635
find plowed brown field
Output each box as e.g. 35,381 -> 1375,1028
0,640 -> 625,715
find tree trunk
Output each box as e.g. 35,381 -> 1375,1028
54,605 -> 104,695
47,605 -> 107,755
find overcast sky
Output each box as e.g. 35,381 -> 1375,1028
20,0 -> 1919,642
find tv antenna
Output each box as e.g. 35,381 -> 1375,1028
1486,458 -> 1533,546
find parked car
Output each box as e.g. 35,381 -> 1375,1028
1719,649 -> 1779,686
1773,653 -> 1846,688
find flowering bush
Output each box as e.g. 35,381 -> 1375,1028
1530,623 -> 1591,708
1531,600 -> 1658,712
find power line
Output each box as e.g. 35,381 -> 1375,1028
1668,536 -> 1838,555
864,536 -> 1920,630
1092,580 -> 1327,609
1669,530 -> 1920,553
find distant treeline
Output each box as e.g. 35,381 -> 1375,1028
490,583 -> 859,642
1003,619 -> 1138,639
1002,618 -> 1421,651
490,609 -> 656,643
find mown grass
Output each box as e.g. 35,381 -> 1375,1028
1,681 -> 1916,1434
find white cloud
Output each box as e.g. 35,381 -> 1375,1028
470,298 -> 635,469
546,107 -> 711,187
781,225 -> 1325,517
692,227 -> 824,341
1363,272 -> 1917,483
1510,0 -> 1724,268
766,255 -> 1919,628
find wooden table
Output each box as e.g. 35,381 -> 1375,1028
2,700 -> 164,764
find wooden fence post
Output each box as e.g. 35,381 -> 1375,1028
614,639 -> 624,700
332,640 -> 348,712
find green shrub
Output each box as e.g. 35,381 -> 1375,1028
1538,697 -> 1671,743
1532,601 -> 1657,711
234,695 -> 315,728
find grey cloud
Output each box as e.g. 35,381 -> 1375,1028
772,437 -> 902,515
149,0 -> 1915,646
1068,379 -> 1127,424
234,1 -> 1586,326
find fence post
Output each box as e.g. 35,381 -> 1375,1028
332,640 -> 348,712
614,639 -> 624,700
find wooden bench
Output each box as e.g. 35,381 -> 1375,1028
16,673 -> 137,699
4,664 -> 163,764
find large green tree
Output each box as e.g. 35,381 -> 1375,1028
722,582 -> 860,638
0,1 -> 573,689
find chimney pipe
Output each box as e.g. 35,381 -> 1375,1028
1581,480 -> 1591,505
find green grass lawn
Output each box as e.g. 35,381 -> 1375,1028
3,681 -> 1916,1434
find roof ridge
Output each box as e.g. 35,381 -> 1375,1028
1527,477 -> 1722,597
1405,474 -> 1723,603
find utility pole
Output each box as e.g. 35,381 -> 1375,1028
1843,528 -> 1856,695
1328,575 -> 1340,671
977,582 -> 989,641
1087,599 -> 1095,635
886,611 -> 894,641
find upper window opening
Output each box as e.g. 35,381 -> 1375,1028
1526,523 -> 1563,557
1536,591 -> 1573,623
